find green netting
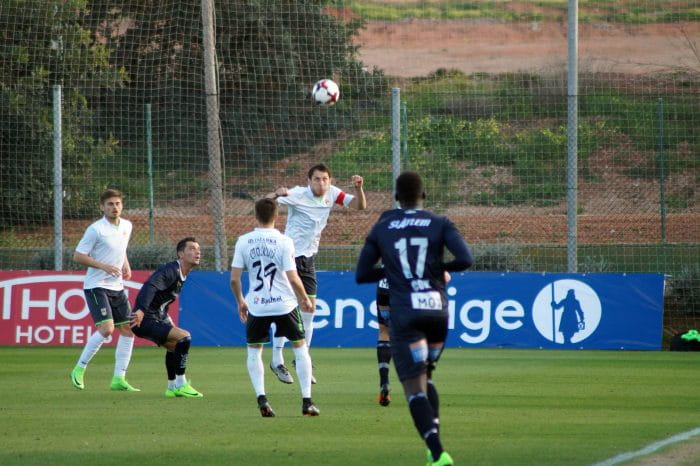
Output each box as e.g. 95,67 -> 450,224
1,0 -> 698,335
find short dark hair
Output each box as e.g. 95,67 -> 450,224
100,188 -> 123,204
255,198 -> 277,224
176,237 -> 197,254
307,163 -> 331,179
395,171 -> 425,206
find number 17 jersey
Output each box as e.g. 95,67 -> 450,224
357,208 -> 473,314
231,227 -> 299,317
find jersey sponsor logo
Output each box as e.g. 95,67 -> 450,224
0,271 -> 175,346
387,218 -> 432,230
410,291 -> 442,310
253,295 -> 284,306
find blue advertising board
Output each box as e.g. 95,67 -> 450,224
179,271 -> 665,350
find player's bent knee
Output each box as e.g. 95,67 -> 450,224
176,335 -> 191,349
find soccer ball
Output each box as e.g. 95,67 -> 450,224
311,79 -> 340,105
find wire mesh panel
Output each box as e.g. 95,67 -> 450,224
0,0 -> 698,339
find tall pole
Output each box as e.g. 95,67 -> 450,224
201,0 -> 228,271
53,85 -> 63,271
401,101 -> 409,171
391,88 -> 401,208
145,103 -> 155,243
566,0 -> 578,272
657,98 -> 666,244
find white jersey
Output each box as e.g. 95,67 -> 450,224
75,216 -> 132,291
277,185 -> 354,257
231,228 -> 299,317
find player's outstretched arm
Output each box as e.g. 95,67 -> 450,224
348,175 -> 366,210
265,186 -> 289,199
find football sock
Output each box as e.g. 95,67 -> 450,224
113,335 -> 134,377
408,392 -> 443,462
427,379 -> 440,430
271,335 -> 287,367
77,330 -> 106,368
301,311 -> 314,346
165,350 -> 176,387
173,336 -> 191,376
377,340 -> 392,387
292,344 -> 312,398
175,374 -> 187,388
247,345 -> 265,397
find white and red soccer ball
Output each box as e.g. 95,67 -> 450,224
312,79 -> 340,105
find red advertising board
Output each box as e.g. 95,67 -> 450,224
0,271 -> 178,346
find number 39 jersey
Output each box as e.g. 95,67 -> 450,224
232,227 -> 299,317
356,208 -> 473,313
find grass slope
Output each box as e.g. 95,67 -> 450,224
1,347 -> 699,465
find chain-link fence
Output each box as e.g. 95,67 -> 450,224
1,1 -> 698,336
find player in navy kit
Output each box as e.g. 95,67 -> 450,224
130,237 -> 203,398
356,172 -> 473,466
375,278 -> 392,406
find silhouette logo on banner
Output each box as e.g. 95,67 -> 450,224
532,279 -> 601,344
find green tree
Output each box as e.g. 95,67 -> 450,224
0,0 -> 126,227
84,0 -> 387,168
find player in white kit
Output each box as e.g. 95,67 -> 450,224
70,189 -> 139,392
265,163 -> 366,384
230,198 -> 319,417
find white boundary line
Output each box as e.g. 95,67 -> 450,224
591,427 -> 700,466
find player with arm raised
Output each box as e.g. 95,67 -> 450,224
265,163 -> 366,385
356,172 -> 473,466
70,189 -> 139,392
230,198 -> 319,417
129,237 -> 203,398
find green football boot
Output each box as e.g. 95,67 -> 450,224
71,366 -> 85,390
428,451 -> 454,466
173,383 -> 203,398
165,388 -> 177,398
110,375 -> 141,392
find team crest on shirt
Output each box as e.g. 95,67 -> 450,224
100,307 -> 107,316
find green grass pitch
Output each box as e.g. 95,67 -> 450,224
2,347 -> 699,465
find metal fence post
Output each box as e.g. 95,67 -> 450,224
391,88 -> 401,208
566,0 -> 578,273
53,85 -> 63,271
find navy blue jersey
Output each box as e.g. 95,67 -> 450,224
134,261 -> 184,321
356,209 -> 473,313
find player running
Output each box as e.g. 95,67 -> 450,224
356,172 -> 474,466
129,237 -> 203,398
230,198 -> 319,417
